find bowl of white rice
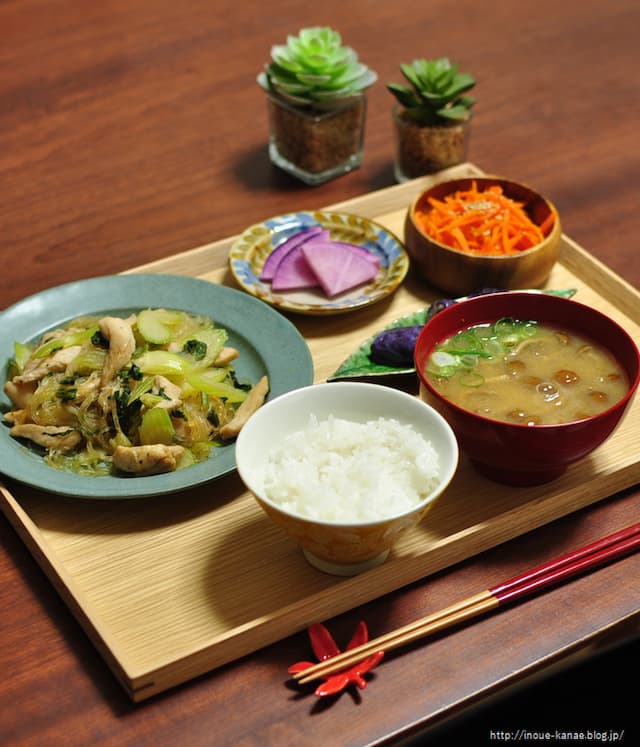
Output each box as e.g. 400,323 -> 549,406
235,382 -> 459,575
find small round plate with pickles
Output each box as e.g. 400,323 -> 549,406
229,210 -> 409,315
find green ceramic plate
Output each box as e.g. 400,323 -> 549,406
0,275 -> 314,499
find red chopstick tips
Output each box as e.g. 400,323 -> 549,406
489,522 -> 640,605
288,621 -> 384,697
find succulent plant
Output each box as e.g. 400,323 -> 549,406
387,57 -> 476,126
257,27 -> 377,110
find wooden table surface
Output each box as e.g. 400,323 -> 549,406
1,1 -> 638,744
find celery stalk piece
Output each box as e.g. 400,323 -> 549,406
137,309 -> 188,344
180,328 -> 228,369
67,347 -> 107,375
127,376 -> 154,404
13,341 -> 33,373
138,407 -> 176,445
186,370 -> 248,403
140,393 -> 166,409
33,325 -> 99,359
190,442 -> 213,461
176,448 -> 197,470
186,367 -> 227,386
134,350 -> 193,377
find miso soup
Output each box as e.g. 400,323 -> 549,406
425,318 -> 628,425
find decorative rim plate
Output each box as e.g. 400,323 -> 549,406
0,274 -> 314,499
228,210 -> 409,315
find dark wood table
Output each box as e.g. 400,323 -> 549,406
1,2 -> 638,744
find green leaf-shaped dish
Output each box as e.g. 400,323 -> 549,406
328,288 -> 577,382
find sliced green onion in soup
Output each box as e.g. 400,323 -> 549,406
482,339 -> 504,357
456,371 -> 485,387
473,324 -> 495,340
458,354 -> 483,368
492,318 -> 540,349
492,318 -> 518,336
446,348 -> 492,359
451,330 -> 483,351
431,351 -> 458,368
426,351 -> 459,378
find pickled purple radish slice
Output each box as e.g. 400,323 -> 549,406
271,245 -> 320,291
301,241 -> 379,297
260,226 -> 326,280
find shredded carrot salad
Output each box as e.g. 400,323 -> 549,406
414,181 -> 555,255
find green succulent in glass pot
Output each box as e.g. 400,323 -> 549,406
387,57 -> 477,182
258,27 -> 377,185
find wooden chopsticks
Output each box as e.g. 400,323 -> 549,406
293,522 -> 640,685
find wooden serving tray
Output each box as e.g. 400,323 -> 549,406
2,164 -> 639,702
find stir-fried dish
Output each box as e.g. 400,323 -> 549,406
3,309 -> 269,476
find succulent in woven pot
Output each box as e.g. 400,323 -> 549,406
257,27 -> 378,185
387,57 -> 476,182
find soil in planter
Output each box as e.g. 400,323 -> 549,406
395,111 -> 470,179
269,98 -> 365,175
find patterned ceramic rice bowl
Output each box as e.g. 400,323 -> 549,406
235,382 -> 459,576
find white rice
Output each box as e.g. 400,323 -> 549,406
262,415 -> 441,523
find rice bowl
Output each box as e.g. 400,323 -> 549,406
235,382 -> 459,575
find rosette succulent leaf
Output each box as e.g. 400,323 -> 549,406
258,27 -> 377,109
387,57 -> 476,126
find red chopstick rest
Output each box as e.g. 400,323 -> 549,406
289,621 -> 384,697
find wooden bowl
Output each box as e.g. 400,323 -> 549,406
404,176 -> 562,295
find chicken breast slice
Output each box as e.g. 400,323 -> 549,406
153,375 -> 183,410
214,347 -> 240,366
4,380 -> 37,409
112,444 -> 185,475
218,375 -> 269,439
99,316 -> 136,385
10,424 -> 82,452
15,345 -> 82,383
3,409 -> 30,426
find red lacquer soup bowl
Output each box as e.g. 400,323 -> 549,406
414,292 -> 640,486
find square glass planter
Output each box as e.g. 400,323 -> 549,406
393,105 -> 471,183
266,94 -> 367,186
